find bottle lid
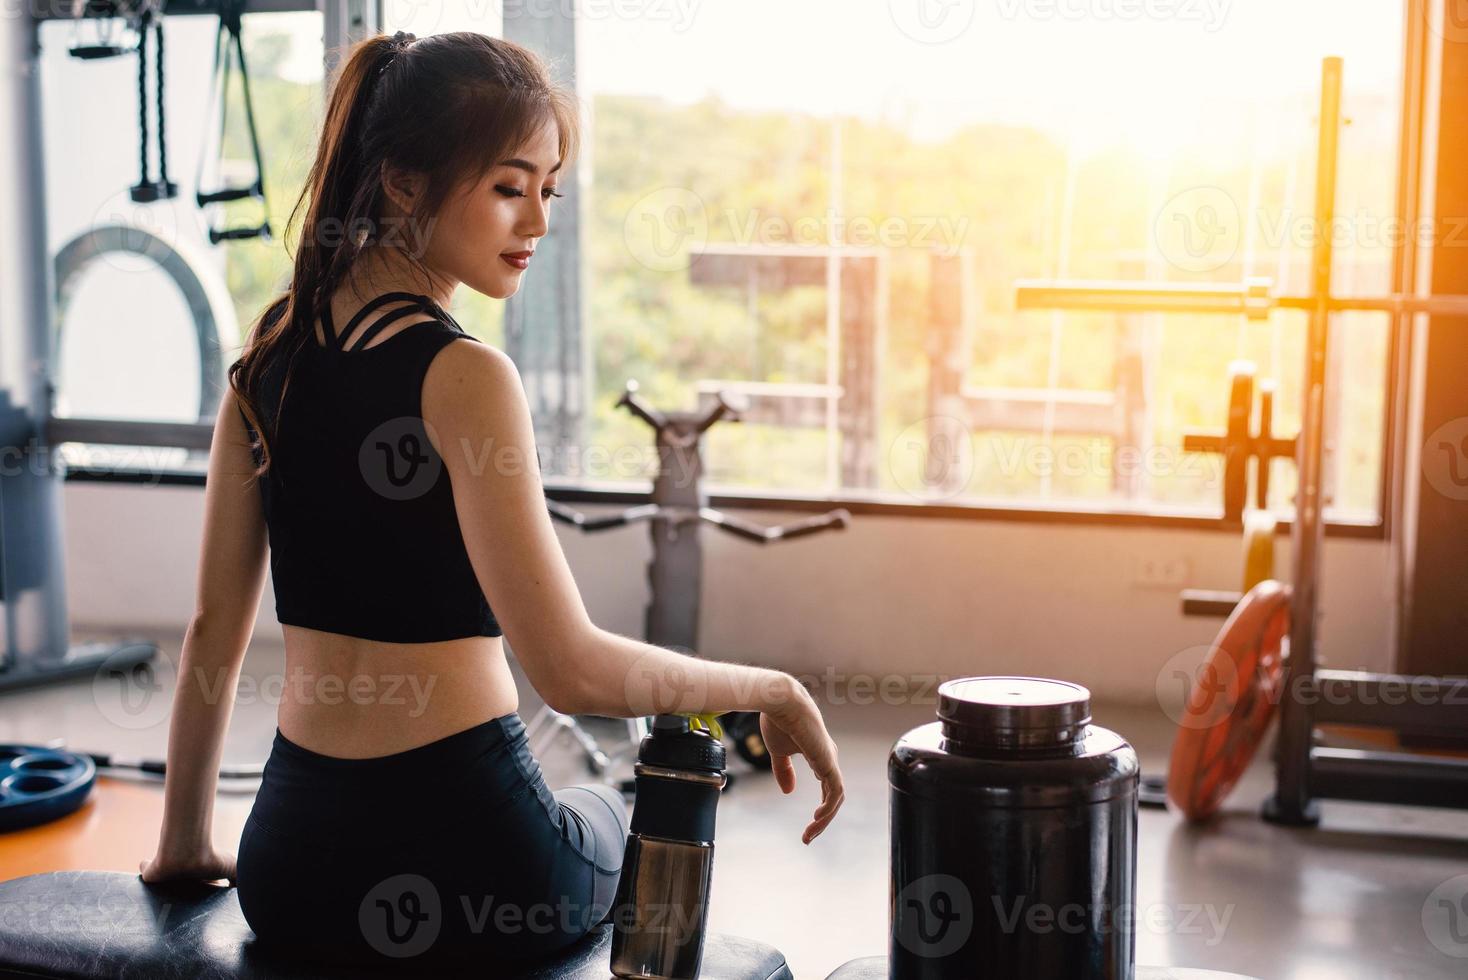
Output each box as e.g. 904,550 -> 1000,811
937,676 -> 1091,751
638,715 -> 727,772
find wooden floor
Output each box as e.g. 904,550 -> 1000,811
2,626 -> 1466,979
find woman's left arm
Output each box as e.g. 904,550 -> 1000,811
140,388 -> 269,884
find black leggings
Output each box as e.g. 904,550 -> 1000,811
235,712 -> 629,970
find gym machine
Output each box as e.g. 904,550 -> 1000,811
0,0 -> 289,693
1015,56 -> 1468,824
524,379 -> 851,787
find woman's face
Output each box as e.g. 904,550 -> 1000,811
424,118 -> 563,301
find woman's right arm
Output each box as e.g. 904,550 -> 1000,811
424,340 -> 843,841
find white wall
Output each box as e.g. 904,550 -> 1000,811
62,481 -> 1396,707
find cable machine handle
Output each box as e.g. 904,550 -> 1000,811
208,222 -> 272,244
546,499 -> 659,532
698,506 -> 851,544
197,182 -> 263,205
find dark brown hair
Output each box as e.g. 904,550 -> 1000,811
228,30 -> 579,479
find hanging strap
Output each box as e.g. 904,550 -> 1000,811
323,291 -> 455,353
193,0 -> 271,243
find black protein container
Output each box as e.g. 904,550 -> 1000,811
889,676 -> 1139,979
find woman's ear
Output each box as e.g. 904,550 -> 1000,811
380,162 -> 425,216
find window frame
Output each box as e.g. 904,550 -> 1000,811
49,0 -> 1420,545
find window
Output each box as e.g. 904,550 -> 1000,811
572,1 -> 1406,525
41,9 -> 324,473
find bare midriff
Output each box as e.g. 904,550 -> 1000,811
275,626 -> 519,759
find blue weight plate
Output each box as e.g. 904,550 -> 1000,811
0,745 -> 97,833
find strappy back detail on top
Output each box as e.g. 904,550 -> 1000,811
319,290 -> 453,355
241,291 -> 503,643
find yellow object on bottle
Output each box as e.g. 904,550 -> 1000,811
677,712 -> 726,741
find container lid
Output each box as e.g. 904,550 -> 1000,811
637,714 -> 727,772
937,676 -> 1092,751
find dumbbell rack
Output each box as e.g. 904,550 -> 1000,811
524,380 -> 850,788
1013,56 -> 1468,824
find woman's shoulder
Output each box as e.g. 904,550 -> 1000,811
422,336 -> 522,412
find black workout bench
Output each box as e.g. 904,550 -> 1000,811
0,870 -> 792,980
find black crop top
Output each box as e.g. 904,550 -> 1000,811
240,291 -> 503,643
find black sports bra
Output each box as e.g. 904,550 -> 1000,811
241,291 -> 503,643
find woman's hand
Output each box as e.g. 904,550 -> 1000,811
758,676 -> 844,845
139,841 -> 237,886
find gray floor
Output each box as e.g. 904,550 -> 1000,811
4,626 -> 1467,979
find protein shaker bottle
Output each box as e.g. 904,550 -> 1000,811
610,714 -> 728,980
889,676 -> 1139,979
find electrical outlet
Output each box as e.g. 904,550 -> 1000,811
1130,555 -> 1190,590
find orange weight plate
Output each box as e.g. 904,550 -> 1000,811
1167,579 -> 1291,821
